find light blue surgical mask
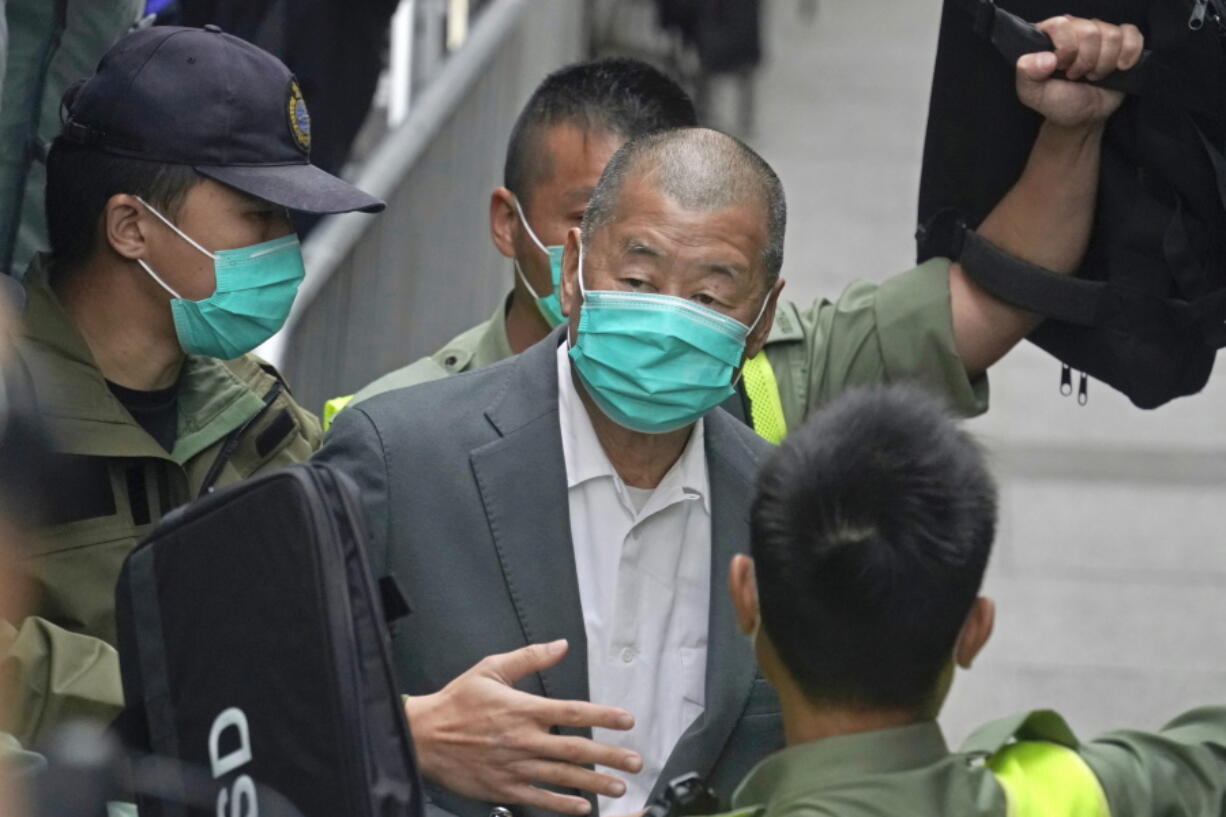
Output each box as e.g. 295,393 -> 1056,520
568,245 -> 771,434
136,197 -> 305,360
512,198 -> 566,327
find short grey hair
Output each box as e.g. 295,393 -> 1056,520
581,127 -> 787,282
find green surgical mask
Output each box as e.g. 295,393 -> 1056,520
568,245 -> 771,434
512,198 -> 566,327
136,197 -> 305,360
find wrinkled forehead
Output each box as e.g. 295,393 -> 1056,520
592,169 -> 772,275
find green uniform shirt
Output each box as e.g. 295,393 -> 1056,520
351,298 -> 514,403
6,256 -> 323,745
722,708 -> 1226,817
343,259 -> 987,423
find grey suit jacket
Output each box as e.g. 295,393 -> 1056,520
314,328 -> 783,817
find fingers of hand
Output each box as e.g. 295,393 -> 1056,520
525,733 -> 644,774
534,698 -> 635,732
1118,24 -> 1144,71
1017,51 -> 1056,81
511,759 -> 628,800
1065,18 -> 1103,80
482,639 -> 569,684
505,785 -> 594,816
1037,15 -> 1078,71
1087,21 -> 1128,80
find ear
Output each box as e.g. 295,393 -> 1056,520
560,226 -> 583,321
955,597 -> 995,670
743,277 -> 785,360
104,193 -> 150,261
489,187 -> 518,259
727,554 -> 760,636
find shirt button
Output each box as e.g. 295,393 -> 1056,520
621,647 -> 635,664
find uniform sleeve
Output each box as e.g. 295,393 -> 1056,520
351,357 -> 449,407
1077,706 -> 1226,816
1,616 -> 123,747
311,406 -> 393,579
770,258 -> 988,424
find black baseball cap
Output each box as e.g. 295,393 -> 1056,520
60,25 -> 384,215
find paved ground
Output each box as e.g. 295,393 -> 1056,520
735,0 -> 1226,743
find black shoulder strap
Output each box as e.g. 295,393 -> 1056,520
920,210 -> 1226,348
958,228 -> 1105,326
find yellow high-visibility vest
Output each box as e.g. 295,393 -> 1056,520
741,351 -> 787,444
989,741 -> 1111,817
324,354 -> 791,442
322,394 -> 354,431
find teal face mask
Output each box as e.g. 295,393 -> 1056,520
568,246 -> 771,434
512,198 -> 566,327
136,197 -> 305,360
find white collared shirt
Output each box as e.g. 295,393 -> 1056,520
556,341 -> 712,815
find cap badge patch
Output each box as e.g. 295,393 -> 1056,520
287,80 -> 311,154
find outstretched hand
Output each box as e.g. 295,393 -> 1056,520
404,640 -> 643,815
1016,16 -> 1144,128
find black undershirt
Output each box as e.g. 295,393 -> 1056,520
108,379 -> 180,453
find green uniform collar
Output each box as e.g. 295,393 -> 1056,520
732,721 -> 950,810
959,710 -> 1081,756
431,297 -> 515,375
18,256 -> 267,464
763,299 -> 805,345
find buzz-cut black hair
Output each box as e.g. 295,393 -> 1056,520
751,385 -> 997,713
503,57 -> 697,206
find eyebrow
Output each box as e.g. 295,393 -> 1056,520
620,237 -> 664,258
620,236 -> 745,278
703,262 -> 743,279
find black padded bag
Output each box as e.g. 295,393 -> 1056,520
115,463 -> 421,817
918,0 -> 1226,408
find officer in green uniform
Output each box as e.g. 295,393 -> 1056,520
4,24 -> 385,747
324,59 -> 984,439
328,12 -> 1137,443
323,57 -> 701,427
715,382 -> 1225,817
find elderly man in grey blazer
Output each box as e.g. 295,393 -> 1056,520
316,127 -> 787,817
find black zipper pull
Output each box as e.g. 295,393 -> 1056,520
1060,364 -> 1073,397
1191,0 -> 1209,30
1077,372 -> 1089,406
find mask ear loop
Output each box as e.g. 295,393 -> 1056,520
576,242 -> 589,299
731,286 -> 774,386
134,195 -> 218,260
512,197 -> 557,302
744,285 -> 774,334
137,259 -> 184,300
512,197 -> 552,257
513,259 -> 545,300
133,196 -> 220,301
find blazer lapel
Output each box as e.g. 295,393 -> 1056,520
469,329 -> 590,707
650,411 -> 762,800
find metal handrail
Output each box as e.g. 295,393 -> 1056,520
259,0 -> 527,368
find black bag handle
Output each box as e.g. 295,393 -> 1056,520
952,0 -> 1154,95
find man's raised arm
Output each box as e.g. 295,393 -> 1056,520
950,15 -> 1144,376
